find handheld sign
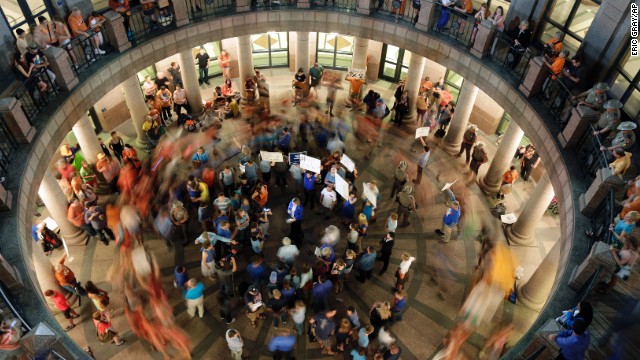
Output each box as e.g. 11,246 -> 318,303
300,154 -> 321,174
441,179 -> 459,192
335,174 -> 350,200
260,150 -> 284,163
289,151 -> 307,165
415,127 -> 430,139
501,213 -> 518,225
340,154 -> 355,172
362,182 -> 378,207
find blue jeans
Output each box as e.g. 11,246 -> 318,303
198,68 -> 208,83
273,311 -> 287,327
295,321 -> 304,335
437,8 -> 450,30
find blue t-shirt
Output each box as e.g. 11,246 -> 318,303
351,349 -> 367,360
174,267 -> 188,288
614,221 -> 635,236
184,282 -> 204,300
358,327 -> 369,348
268,335 -> 296,352
555,330 -> 590,360
303,175 -> 316,191
443,206 -> 461,227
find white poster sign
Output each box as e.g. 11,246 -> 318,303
260,151 -> 284,163
340,154 -> 355,172
300,154 -> 321,174
346,68 -> 366,80
441,179 -> 459,192
362,182 -> 377,207
415,127 -> 431,139
335,174 -> 350,200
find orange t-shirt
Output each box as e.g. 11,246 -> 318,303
149,109 -> 160,121
620,197 -> 640,219
462,0 -> 473,14
348,78 -> 365,94
68,14 -> 88,38
545,39 -> 563,54
67,203 -> 86,227
503,170 -> 519,184
549,57 -> 565,79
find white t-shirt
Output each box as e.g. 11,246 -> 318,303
320,188 -> 337,208
399,257 -> 416,275
387,218 -> 398,232
277,245 -> 299,263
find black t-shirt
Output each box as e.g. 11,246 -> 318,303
195,53 -> 210,69
268,297 -> 288,313
168,67 -> 182,84
561,64 -> 587,92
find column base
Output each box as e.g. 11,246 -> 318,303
135,137 -> 151,149
516,282 -> 545,311
505,225 -> 536,247
477,174 -> 500,195
439,141 -> 461,156
62,229 -> 90,246
402,113 -> 417,123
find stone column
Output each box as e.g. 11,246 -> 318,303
558,106 -> 599,149
478,120 -> 524,194
356,0 -> 372,15
298,0 -> 311,8
579,167 -> 624,216
519,56 -> 548,97
506,176 -> 555,246
120,75 -> 150,146
72,115 -> 103,164
471,20 -> 497,59
296,32 -> 310,74
43,46 -> 78,92
0,184 -> 12,212
517,240 -> 560,311
103,11 -> 131,53
404,53 -> 426,122
415,0 -> 437,32
236,0 -> 251,12
172,0 -> 190,26
0,98 -> 36,143
568,241 -> 617,290
442,81 -> 478,154
32,249 -> 59,294
352,37 -> 369,69
0,253 -> 22,289
178,49 -> 204,114
38,172 -> 88,246
237,35 -> 254,84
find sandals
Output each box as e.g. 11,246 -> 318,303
65,324 -> 76,332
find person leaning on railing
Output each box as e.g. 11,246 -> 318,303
68,8 -> 106,56
24,44 -> 58,90
87,12 -> 107,50
600,121 -> 636,162
542,49 -> 569,100
13,51 -> 53,99
593,99 -> 623,139
543,31 -> 564,62
506,21 -> 532,69
109,0 -> 131,33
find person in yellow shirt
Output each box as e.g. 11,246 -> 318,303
609,148 -> 632,178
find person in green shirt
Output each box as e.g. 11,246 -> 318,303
309,62 -> 324,99
79,161 -> 97,187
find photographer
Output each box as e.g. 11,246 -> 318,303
215,252 -> 238,297
543,32 -> 564,63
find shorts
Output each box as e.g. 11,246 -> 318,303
62,307 -> 72,319
318,337 -> 332,348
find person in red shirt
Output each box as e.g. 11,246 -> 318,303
67,197 -> 97,237
45,289 -> 79,331
93,311 -> 125,345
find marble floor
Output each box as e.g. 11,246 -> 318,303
38,68 -> 561,359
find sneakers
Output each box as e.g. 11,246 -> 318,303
227,318 -> 236,325
94,48 -> 106,55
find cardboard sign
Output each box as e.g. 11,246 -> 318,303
346,67 -> 366,80
260,150 -> 284,163
340,154 -> 355,172
441,179 -> 459,192
501,213 -> 518,224
415,127 -> 430,139
289,151 -> 307,165
335,174 -> 350,200
362,182 -> 378,207
300,154 -> 321,174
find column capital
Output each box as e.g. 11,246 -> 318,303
518,56 -> 548,97
43,46 -> 78,92
0,183 -> 12,212
470,20 -> 497,59
356,0 -> 371,15
415,0 -> 437,32
0,98 -> 36,143
103,10 -> 132,53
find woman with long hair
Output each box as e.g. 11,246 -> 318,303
85,281 -> 111,315
369,301 -> 392,339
